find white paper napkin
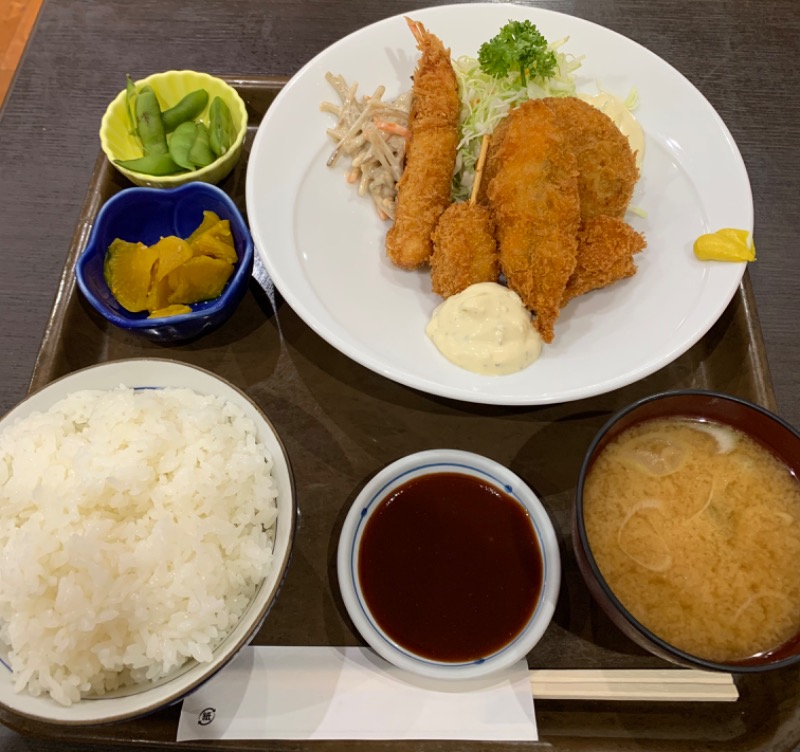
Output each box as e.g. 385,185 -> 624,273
177,646 -> 537,742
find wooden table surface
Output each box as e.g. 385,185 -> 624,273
0,0 -> 799,750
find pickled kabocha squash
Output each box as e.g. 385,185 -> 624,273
103,211 -> 238,318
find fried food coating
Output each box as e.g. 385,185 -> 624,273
475,115 -> 511,207
562,215 -> 646,304
544,96 -> 639,221
385,19 -> 460,270
486,99 -> 581,343
430,202 -> 499,298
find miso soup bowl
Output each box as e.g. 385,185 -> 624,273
573,389 -> 800,673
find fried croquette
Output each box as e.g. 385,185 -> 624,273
385,19 -> 460,270
544,96 -> 639,221
486,99 -> 581,344
562,215 -> 646,304
430,202 -> 499,297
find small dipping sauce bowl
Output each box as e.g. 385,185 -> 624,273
337,449 -> 561,680
574,389 -> 800,673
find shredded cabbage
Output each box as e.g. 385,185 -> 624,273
624,86 -> 640,111
452,38 -> 584,201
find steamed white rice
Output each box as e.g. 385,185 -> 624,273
0,386 -> 278,706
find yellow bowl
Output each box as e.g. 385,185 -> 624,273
100,70 -> 248,188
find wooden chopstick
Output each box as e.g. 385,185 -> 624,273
529,669 -> 739,702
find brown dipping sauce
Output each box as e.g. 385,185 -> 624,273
358,472 -> 543,662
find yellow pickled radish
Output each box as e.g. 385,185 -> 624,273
166,256 -> 234,305
187,210 -> 222,243
103,240 -> 160,312
189,219 -> 237,264
149,236 -> 193,281
104,211 -> 238,316
693,228 -> 756,262
147,304 -> 193,319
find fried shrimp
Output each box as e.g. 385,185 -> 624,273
562,216 -> 646,304
385,18 -> 460,270
544,96 -> 639,221
486,99 -> 581,343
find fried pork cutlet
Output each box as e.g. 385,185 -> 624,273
562,216 -> 646,305
544,97 -> 639,221
385,19 -> 460,270
486,99 -> 581,343
430,202 -> 499,298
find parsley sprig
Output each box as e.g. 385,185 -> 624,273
477,20 -> 557,87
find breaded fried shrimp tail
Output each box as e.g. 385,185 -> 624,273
487,99 -> 580,343
385,19 -> 460,270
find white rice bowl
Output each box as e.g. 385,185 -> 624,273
0,359 -> 295,724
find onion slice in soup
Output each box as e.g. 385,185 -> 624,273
616,499 -> 673,572
686,474 -> 717,522
733,590 -> 793,623
617,435 -> 687,477
691,421 -> 737,454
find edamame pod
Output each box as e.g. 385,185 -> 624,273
169,121 -> 198,171
161,89 -> 209,133
188,123 -> 215,168
115,153 -> 185,176
125,74 -> 139,140
135,85 -> 169,156
209,96 -> 236,157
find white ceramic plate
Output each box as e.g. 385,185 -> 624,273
246,3 -> 752,405
0,360 -> 296,724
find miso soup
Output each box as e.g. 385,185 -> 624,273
583,416 -> 800,663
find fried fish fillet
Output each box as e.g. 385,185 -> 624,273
544,96 -> 639,221
562,215 -> 646,304
475,115 -> 511,207
430,202 -> 499,298
486,99 -> 581,343
385,19 -> 460,270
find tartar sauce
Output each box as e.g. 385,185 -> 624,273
426,282 -> 542,375
578,91 -> 645,169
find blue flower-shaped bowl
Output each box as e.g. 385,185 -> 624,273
75,182 -> 253,343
